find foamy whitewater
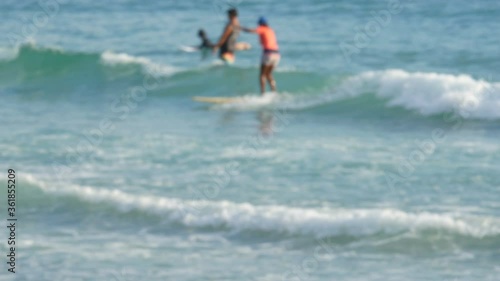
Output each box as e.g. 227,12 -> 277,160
1,1 -> 499,281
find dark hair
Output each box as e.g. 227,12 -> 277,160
198,29 -> 206,37
227,8 -> 238,17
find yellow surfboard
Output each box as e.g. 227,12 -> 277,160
192,96 -> 243,104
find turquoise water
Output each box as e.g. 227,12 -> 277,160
1,0 -> 500,280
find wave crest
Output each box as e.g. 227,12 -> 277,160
25,174 -> 500,239
0,44 -> 179,81
339,70 -> 500,119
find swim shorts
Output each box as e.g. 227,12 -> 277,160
261,52 -> 280,66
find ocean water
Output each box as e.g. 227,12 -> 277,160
1,0 -> 500,280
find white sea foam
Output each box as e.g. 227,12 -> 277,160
338,69 -> 500,119
275,65 -> 299,73
100,51 -> 179,76
0,40 -> 38,61
25,174 -> 500,238
0,46 -> 19,61
273,70 -> 500,119
212,92 -> 283,111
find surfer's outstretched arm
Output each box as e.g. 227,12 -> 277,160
240,26 -> 257,33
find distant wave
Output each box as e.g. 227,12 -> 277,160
25,174 -> 500,240
0,44 -> 179,81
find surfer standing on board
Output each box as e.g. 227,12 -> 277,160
241,17 -> 280,94
213,8 -> 240,64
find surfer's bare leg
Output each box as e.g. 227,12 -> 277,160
266,65 -> 276,92
260,64 -> 266,94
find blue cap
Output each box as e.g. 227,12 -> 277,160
258,16 -> 267,26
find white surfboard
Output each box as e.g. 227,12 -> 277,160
179,42 -> 251,53
179,45 -> 200,53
